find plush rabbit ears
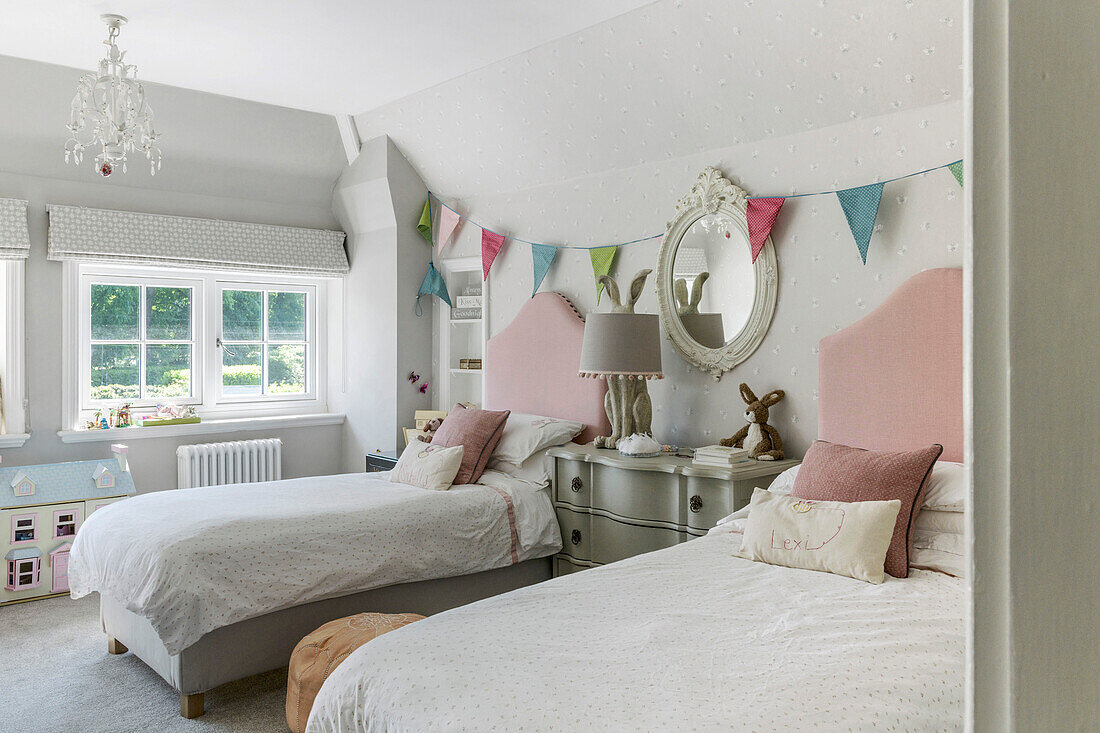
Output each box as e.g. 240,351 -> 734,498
740,383 -> 785,407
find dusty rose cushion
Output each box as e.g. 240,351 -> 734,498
430,404 -> 511,484
791,441 -> 942,578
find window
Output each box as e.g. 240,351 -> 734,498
53,510 -> 80,539
218,287 -> 309,399
0,260 -> 27,445
5,556 -> 41,591
66,263 -> 326,427
11,515 -> 36,544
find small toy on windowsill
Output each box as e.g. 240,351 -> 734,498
720,383 -> 786,461
138,403 -> 200,427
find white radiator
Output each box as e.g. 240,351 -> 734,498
176,438 -> 282,489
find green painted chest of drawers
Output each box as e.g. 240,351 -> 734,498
547,444 -> 799,576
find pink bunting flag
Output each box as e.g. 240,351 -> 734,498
437,206 -> 461,252
746,197 -> 785,263
481,229 -> 506,280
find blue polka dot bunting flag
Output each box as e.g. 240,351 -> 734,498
530,243 -> 558,297
836,182 -> 885,265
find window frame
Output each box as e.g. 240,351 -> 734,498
79,271 -> 204,412
11,514 -> 36,544
63,262 -> 328,429
53,509 -> 80,540
0,260 -> 28,446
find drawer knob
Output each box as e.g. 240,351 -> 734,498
689,494 -> 703,513
570,476 -> 583,492
571,529 -> 582,545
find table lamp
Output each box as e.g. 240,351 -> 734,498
578,269 -> 663,449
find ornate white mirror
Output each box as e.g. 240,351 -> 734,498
655,167 -> 777,379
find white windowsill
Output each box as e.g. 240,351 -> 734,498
0,433 -> 31,448
57,412 -> 345,444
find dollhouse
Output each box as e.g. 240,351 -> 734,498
1,444 -> 136,604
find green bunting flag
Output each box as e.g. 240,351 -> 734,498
947,160 -> 964,188
417,199 -> 432,245
590,246 -> 618,303
530,243 -> 558,298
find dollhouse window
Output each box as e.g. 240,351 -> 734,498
54,510 -> 79,539
5,556 -> 41,591
11,514 -> 36,543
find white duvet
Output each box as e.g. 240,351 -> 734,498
308,525 -> 964,732
68,469 -> 560,655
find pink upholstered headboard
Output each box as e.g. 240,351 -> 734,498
818,268 -> 963,462
485,292 -> 610,444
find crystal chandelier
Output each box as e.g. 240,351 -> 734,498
65,14 -> 161,177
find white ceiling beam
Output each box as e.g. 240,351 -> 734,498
335,114 -> 362,165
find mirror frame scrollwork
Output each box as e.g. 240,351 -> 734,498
655,166 -> 778,380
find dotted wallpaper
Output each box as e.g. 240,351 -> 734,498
355,0 -> 964,455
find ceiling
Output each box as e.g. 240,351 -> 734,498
0,0 -> 656,115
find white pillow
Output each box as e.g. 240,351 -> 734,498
489,413 -> 584,468
914,508 -> 964,535
389,441 -> 464,491
922,461 -> 968,512
735,488 -> 900,584
764,461 -> 967,511
493,452 -> 554,487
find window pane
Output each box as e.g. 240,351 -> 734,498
222,290 -> 262,340
90,284 -> 139,340
146,344 -> 192,398
268,291 -> 306,341
223,344 -> 262,395
146,287 -> 192,340
267,344 -> 306,394
90,344 -> 139,400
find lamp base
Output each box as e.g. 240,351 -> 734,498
592,375 -> 653,449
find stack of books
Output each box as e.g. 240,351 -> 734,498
692,445 -> 754,467
458,358 -> 482,370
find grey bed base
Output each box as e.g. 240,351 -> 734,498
100,557 -> 551,718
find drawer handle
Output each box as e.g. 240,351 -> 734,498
571,529 -> 582,545
570,476 -> 583,492
689,495 -> 703,513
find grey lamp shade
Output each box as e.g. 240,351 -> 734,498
679,312 -> 725,349
578,313 -> 663,377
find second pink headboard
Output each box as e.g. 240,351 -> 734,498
818,268 -> 963,462
485,293 -> 610,444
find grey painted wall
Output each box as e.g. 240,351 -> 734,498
330,136 -> 433,470
0,56 -> 346,491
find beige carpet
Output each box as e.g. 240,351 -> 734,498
0,594 -> 286,732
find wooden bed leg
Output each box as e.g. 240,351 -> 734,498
106,636 -> 128,655
181,692 -> 205,719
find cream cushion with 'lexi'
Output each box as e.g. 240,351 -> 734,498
735,488 -> 901,584
389,441 -> 465,491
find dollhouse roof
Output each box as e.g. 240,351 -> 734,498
1,458 -> 136,510
5,547 -> 43,561
10,471 -> 33,488
50,542 -> 73,556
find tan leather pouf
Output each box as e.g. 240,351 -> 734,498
286,612 -> 424,732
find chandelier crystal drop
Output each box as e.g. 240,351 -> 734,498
64,14 -> 162,177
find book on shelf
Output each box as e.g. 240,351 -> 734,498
692,444 -> 752,466
458,359 -> 482,370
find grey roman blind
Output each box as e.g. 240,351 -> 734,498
0,198 -> 31,260
47,205 -> 349,276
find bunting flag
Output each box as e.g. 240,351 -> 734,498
417,199 -> 432,245
530,243 -> 558,297
589,245 -> 618,303
835,182 -> 885,265
437,205 -> 461,251
481,229 -> 506,280
746,197 -> 785,263
947,160 -> 964,188
415,261 -> 451,316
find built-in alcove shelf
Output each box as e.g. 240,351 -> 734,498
436,256 -> 488,409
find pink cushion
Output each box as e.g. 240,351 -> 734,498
791,441 -> 942,578
430,404 -> 511,485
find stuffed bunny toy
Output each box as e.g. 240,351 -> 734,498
416,417 -> 444,443
673,272 -> 709,315
592,269 -> 655,449
720,383 -> 785,460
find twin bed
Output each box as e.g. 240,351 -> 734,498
306,268 -> 966,731
69,292 -> 610,718
71,270 -> 966,730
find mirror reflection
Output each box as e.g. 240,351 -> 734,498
671,214 -> 756,348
